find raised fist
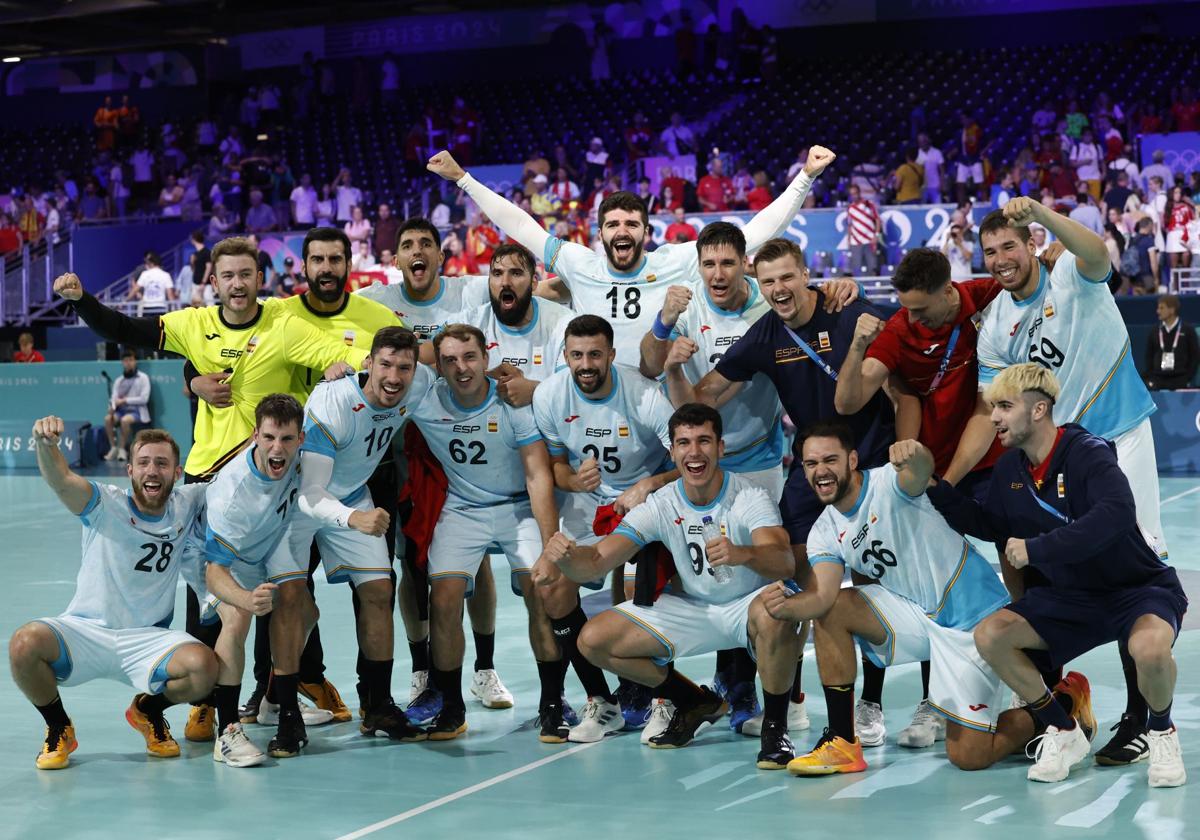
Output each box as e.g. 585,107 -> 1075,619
54,273 -> 84,301
803,146 -> 837,177
427,151 -> 466,182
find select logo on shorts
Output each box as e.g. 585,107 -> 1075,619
343,329 -> 356,345
487,415 -> 499,433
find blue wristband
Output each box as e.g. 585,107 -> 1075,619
651,311 -> 673,341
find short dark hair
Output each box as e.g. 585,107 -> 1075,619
564,314 -> 614,347
432,323 -> 487,357
598,191 -> 649,228
892,248 -> 951,294
978,209 -> 1031,243
144,251 -> 161,266
696,221 -> 746,260
752,237 -> 807,272
370,326 -> 419,359
668,403 -> 723,444
302,227 -> 351,263
1159,293 -> 1181,314
210,237 -> 260,272
190,229 -> 205,245
397,217 -> 441,252
121,347 -> 138,360
490,243 -> 536,278
798,420 -> 856,454
255,393 -> 304,432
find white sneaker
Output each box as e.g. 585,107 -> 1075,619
213,723 -> 266,767
855,699 -> 886,748
257,698 -> 334,726
116,448 -> 128,461
1148,728 -> 1187,788
741,700 -> 811,737
103,446 -> 119,461
470,669 -> 514,709
1028,724 -> 1091,782
410,670 -> 429,703
641,699 -> 675,745
567,697 -> 624,743
898,700 -> 947,749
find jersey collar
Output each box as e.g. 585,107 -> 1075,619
218,300 -> 265,331
299,291 -> 350,318
606,256 -> 648,279
842,469 -> 870,518
1012,264 -> 1048,308
126,492 -> 167,522
448,378 -> 497,414
572,365 -> 620,404
675,471 -> 730,511
497,298 -> 539,336
401,276 -> 446,307
704,276 -> 759,317
352,371 -> 395,413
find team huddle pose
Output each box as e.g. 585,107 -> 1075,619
10,144 -> 1186,792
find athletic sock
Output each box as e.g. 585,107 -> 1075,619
214,684 -> 241,732
763,690 -> 790,727
137,692 -> 173,718
920,660 -> 931,701
473,631 -> 495,672
652,666 -> 705,708
273,673 -> 300,715
265,671 -> 277,704
715,648 -> 734,679
790,653 -> 805,704
550,601 -> 613,702
727,647 -> 757,687
1148,703 -> 1174,732
823,683 -> 856,742
860,657 -> 884,706
1030,690 -> 1076,731
409,637 -> 431,673
1119,639 -> 1149,726
432,666 -> 465,713
536,660 -> 564,709
360,658 -> 394,711
36,695 -> 70,728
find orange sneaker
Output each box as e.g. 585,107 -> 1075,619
126,695 -> 181,758
185,703 -> 216,742
299,679 -> 352,723
1054,671 -> 1097,743
788,728 -> 868,776
36,723 -> 78,770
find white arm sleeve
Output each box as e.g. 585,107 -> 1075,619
297,452 -> 356,528
456,173 -> 551,254
741,171 -> 815,251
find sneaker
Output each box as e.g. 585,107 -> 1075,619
788,728 -> 868,776
470,669 -> 514,709
567,697 -> 624,743
640,699 -> 675,746
756,718 -> 796,770
742,700 -> 811,737
361,702 -> 428,742
898,700 -> 947,749
406,687 -> 443,724
562,695 -> 579,727
409,670 -> 430,703
126,696 -> 181,758
648,689 -> 728,749
36,723 -> 77,770
854,699 -> 886,748
116,447 -> 128,461
213,723 -> 266,768
1053,671 -> 1097,743
103,446 -> 119,461
257,698 -> 335,727
428,707 -> 468,741
727,681 -> 761,734
1027,724 -> 1090,782
184,703 -> 216,742
1095,712 -> 1149,766
615,681 -> 653,730
1147,727 -> 1187,788
298,678 -> 352,723
711,670 -> 730,704
239,687 -> 265,725
538,703 -> 568,744
268,709 -> 308,758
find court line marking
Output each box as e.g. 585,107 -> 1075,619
334,739 -> 605,839
1161,485 -> 1200,505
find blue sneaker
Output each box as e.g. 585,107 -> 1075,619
728,681 -> 761,733
616,681 -> 653,730
712,670 -> 730,704
406,687 -> 443,724
562,695 -> 579,727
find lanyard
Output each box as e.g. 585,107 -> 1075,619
783,324 -> 839,381
925,324 -> 962,394
1159,323 -> 1182,353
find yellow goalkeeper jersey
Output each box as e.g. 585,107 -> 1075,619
279,292 -> 403,398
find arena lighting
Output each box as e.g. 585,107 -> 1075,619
2,57 -> 21,63
256,133 -> 268,141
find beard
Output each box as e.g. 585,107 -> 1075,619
309,270 -> 345,304
131,474 -> 175,511
571,365 -> 607,394
601,234 -> 645,272
492,284 -> 534,327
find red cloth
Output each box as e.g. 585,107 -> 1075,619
746,186 -> 773,211
1028,427 -> 1066,491
664,221 -> 697,243
697,174 -> 733,211
13,349 -> 44,363
867,278 -> 1006,475
592,504 -> 674,603
398,424 -> 449,571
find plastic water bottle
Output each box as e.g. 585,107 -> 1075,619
702,515 -> 732,584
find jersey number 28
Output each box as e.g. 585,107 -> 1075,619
134,541 -> 173,573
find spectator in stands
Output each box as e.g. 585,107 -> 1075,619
179,169 -> 203,222
342,204 -> 371,250
245,234 -> 273,282
127,251 -> 176,314
207,203 -> 236,238
786,146 -> 810,181
290,173 -> 317,226
158,172 -> 184,219
186,228 -> 210,292
1104,221 -> 1126,288
13,332 -> 44,363
103,348 -> 151,461
269,158 -> 294,223
0,213 -> 21,255
442,232 -> 472,276
1103,170 -> 1135,216
259,83 -> 282,125
635,177 -> 661,215
273,256 -> 301,297
1141,150 -> 1173,194
196,118 -> 218,155
730,165 -> 753,210
1031,99 -> 1057,134
244,188 -> 277,233
1163,185 -> 1194,271
550,168 -> 581,206
380,52 -> 400,106
93,96 -> 118,152
851,152 -> 886,202
660,112 -> 696,157
1027,222 -> 1049,256
1170,85 -> 1200,132
916,133 -> 945,203
130,142 -> 155,214
315,183 -> 336,228
697,156 -> 733,211
941,220 -> 973,279
430,198 -> 451,231
17,194 -> 43,245
1144,294 -> 1198,390
1070,127 -> 1104,200
956,111 -> 985,201
240,87 -> 260,130
373,203 -> 400,260
1124,218 -> 1158,293
335,168 -> 362,223
551,144 -> 579,184
1069,192 -> 1105,236
77,180 -> 107,221
351,240 -> 376,272
1018,164 -> 1040,198
584,137 -> 610,185
43,198 -> 60,244
1063,99 -> 1088,139
664,206 -> 697,243
624,111 -> 654,162
108,160 -> 128,217
845,183 -> 881,275
219,126 -> 243,168
890,147 -> 924,205
746,170 -> 773,211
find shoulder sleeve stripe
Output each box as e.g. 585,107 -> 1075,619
808,553 -> 845,567
306,413 -> 338,448
78,482 -> 101,522
613,523 -> 647,547
516,433 -> 543,448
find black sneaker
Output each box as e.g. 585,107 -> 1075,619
361,702 -> 428,742
1094,713 -> 1149,766
756,718 -> 795,770
538,703 -> 568,744
428,707 -> 468,742
267,708 -> 308,758
648,688 -> 728,749
238,686 -> 265,725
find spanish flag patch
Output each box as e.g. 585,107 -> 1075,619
487,415 -> 499,433
343,329 -> 356,345
617,424 -> 630,438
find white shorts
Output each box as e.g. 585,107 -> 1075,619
428,499 -> 541,595
36,615 -> 198,695
1114,418 -> 1165,550
557,490 -> 609,547
855,585 -> 1006,732
271,490 -> 392,587
199,547 -> 304,622
610,584 -> 772,666
956,161 -> 984,184
735,465 -> 785,504
1164,229 -> 1187,254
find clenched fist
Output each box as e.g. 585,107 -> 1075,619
803,146 -> 837,178
660,285 -> 693,327
246,582 -> 277,617
54,273 -> 84,301
541,531 -> 576,568
1005,538 -> 1029,570
427,150 -> 466,182
32,415 -> 65,446
889,439 -> 928,472
349,507 -> 391,537
573,456 -> 602,493
852,312 -> 884,351
664,336 -> 698,372
1001,196 -> 1042,228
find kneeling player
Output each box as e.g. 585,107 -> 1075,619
542,404 -> 800,766
10,419 -> 215,769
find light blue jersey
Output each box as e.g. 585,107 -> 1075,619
357,275 -> 489,340
543,237 -> 698,367
301,365 -> 436,501
451,297 -> 571,381
532,363 -> 673,498
410,378 -> 543,506
977,251 -> 1154,440
66,482 -> 207,629
615,472 -> 781,604
204,446 -> 302,568
670,277 -> 784,472
806,467 -> 1009,630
